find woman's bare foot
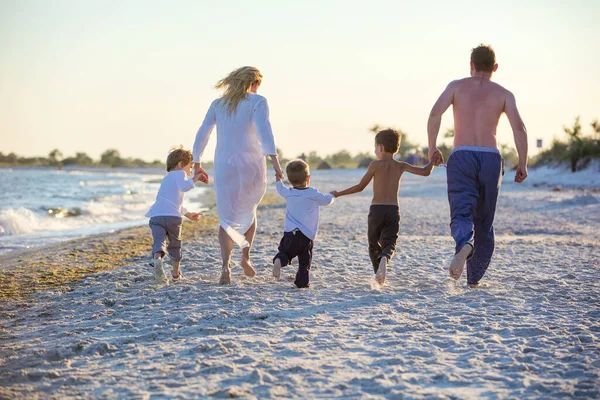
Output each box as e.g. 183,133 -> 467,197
375,257 -> 387,284
272,258 -> 282,279
449,244 -> 473,280
219,267 -> 231,285
241,257 -> 256,277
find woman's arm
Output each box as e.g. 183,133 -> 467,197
253,98 -> 277,157
270,155 -> 284,180
192,101 -> 216,181
332,162 -> 376,198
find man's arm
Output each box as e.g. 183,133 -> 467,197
332,162 -> 376,198
427,81 -> 456,162
504,91 -> 528,183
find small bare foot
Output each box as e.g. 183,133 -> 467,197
219,267 -> 231,285
153,258 -> 169,286
375,258 -> 387,285
449,244 -> 473,280
241,257 -> 256,277
272,258 -> 282,279
172,261 -> 182,280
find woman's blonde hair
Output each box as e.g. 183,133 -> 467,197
215,66 -> 262,115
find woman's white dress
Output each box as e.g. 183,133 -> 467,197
192,93 -> 276,248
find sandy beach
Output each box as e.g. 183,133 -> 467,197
1,167 -> 599,399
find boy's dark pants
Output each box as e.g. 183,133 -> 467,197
273,229 -> 313,288
368,205 -> 400,273
149,216 -> 183,261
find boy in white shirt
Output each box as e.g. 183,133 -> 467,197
146,147 -> 207,285
272,159 -> 335,288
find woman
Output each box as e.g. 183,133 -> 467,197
193,66 -> 284,284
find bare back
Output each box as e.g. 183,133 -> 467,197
371,159 -> 404,205
452,77 -> 510,148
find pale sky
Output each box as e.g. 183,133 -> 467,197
1,0 -> 599,162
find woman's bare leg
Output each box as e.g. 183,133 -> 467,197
241,219 -> 257,277
219,226 -> 233,284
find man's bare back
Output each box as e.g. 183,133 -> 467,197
451,77 -> 511,148
428,73 -> 528,183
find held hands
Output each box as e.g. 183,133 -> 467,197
430,150 -> 443,167
193,163 -> 210,184
428,148 -> 444,166
185,212 -> 203,221
271,156 -> 284,181
330,190 -> 339,198
515,163 -> 528,183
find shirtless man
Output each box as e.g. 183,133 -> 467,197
427,44 -> 528,287
332,129 -> 442,284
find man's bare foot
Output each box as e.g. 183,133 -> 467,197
219,267 -> 231,285
241,257 -> 256,277
449,244 -> 473,280
468,283 -> 479,288
272,258 -> 282,279
375,257 -> 387,284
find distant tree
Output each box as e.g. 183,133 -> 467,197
592,119 -> 600,138
306,151 -> 323,168
100,149 -> 123,167
564,116 -> 583,172
326,150 -> 353,167
48,149 -> 63,166
63,152 -> 94,166
499,143 -> 519,169
6,152 -> 18,164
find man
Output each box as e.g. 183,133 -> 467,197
427,44 -> 528,287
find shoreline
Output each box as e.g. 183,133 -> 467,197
0,191 -> 282,302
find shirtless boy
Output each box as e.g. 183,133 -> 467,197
427,44 -> 528,287
332,129 -> 442,285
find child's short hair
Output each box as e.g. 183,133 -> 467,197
375,129 -> 402,154
286,159 -> 310,186
166,146 -> 193,172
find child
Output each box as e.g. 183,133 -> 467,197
331,129 -> 442,285
272,159 -> 335,288
146,147 -> 207,285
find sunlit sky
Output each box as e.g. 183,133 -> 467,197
1,0 -> 599,162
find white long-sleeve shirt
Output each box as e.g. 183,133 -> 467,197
146,170 -> 195,218
276,181 -> 335,240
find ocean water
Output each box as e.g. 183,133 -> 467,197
0,167 -> 206,255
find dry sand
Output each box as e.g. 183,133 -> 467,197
1,169 -> 599,399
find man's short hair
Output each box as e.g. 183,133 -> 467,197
471,44 -> 496,73
286,159 -> 309,186
166,146 -> 193,172
375,129 -> 401,154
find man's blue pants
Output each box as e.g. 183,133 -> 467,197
447,146 -> 503,285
